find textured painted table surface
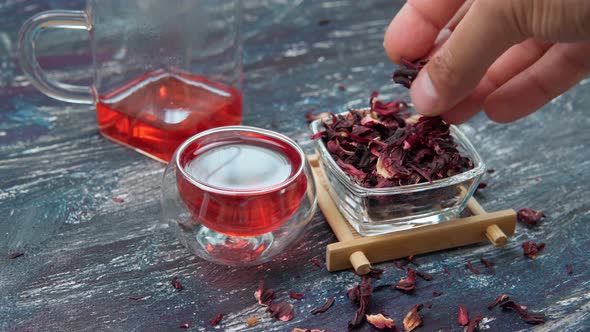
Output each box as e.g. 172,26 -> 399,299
1,1 -> 589,331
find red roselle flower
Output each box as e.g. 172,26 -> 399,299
170,277 -> 182,291
311,297 -> 335,315
267,301 -> 294,322
210,313 -> 223,326
393,58 -> 428,89
254,281 -> 275,307
457,305 -> 469,326
517,208 -> 545,227
347,277 -> 373,329
403,304 -> 424,332
366,313 -> 396,330
522,241 -> 545,259
289,291 -> 304,300
395,268 -> 416,292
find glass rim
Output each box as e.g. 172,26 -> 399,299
175,125 -> 307,196
309,109 -> 486,196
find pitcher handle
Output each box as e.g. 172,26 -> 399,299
18,10 -> 93,104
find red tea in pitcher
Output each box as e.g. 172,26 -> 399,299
96,70 -> 242,162
176,129 -> 308,237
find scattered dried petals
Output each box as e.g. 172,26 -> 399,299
293,329 -> 325,332
7,252 -> 24,259
311,297 -> 335,315
443,266 -> 451,275
487,294 -> 510,309
393,58 -> 428,89
367,267 -> 384,279
246,317 -> 259,326
170,277 -> 183,291
415,270 -> 433,281
289,291 -> 304,300
501,300 -> 546,325
111,197 -> 125,203
522,241 -> 545,259
311,257 -> 323,268
348,277 -> 373,329
465,315 -> 484,332
465,261 -> 481,275
487,168 -> 495,173
366,313 -> 396,330
403,304 -> 424,332
179,322 -> 190,329
254,281 -> 275,306
566,264 -> 573,275
338,85 -> 346,91
313,93 -> 474,188
406,255 -> 418,266
479,258 -> 495,268
318,19 -> 330,26
395,268 -> 416,292
457,305 -> 469,326
128,295 -> 149,300
268,301 -> 294,322
517,208 -> 545,227
210,313 -> 223,326
477,182 -> 487,190
432,292 -> 442,297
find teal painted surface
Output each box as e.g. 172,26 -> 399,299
1,1 -> 589,331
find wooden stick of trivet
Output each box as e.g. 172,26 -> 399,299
309,156 -> 372,275
307,154 -> 517,274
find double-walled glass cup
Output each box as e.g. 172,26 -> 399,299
161,126 -> 317,266
18,0 -> 242,162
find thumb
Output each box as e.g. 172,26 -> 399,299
410,0 -> 526,116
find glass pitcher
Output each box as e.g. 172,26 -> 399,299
18,0 -> 243,163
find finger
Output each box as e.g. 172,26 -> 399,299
484,43 -> 590,123
445,0 -> 474,30
442,39 -> 552,123
384,0 -> 465,63
410,0 -> 526,116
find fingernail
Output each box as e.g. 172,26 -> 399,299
410,70 -> 440,115
434,28 -> 452,45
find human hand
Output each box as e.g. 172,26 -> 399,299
384,0 -> 590,123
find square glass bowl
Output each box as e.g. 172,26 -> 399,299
310,111 -> 486,236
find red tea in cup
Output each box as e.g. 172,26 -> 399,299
176,127 -> 307,237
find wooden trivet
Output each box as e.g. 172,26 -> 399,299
308,154 -> 517,275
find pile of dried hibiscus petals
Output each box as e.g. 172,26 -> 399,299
311,91 -> 474,188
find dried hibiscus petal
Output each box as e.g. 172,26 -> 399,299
487,294 -> 510,309
465,315 -> 484,332
128,295 -> 149,300
501,300 -> 546,325
395,268 -> 416,292
210,313 -> 223,326
293,329 -> 326,332
443,266 -> 451,275
311,297 -> 335,315
254,281 -> 275,306
457,305 -> 469,326
403,304 -> 424,332
348,277 -> 373,329
415,270 -> 433,281
267,301 -> 294,322
517,208 -> 545,227
170,277 -> 183,291
7,252 -> 24,259
393,58 -> 428,89
465,261 -> 481,275
432,292 -> 443,297
522,241 -> 545,259
311,257 -> 323,268
366,313 -> 396,330
289,291 -> 304,300
393,260 -> 405,270
179,322 -> 190,329
111,197 -> 124,203
566,264 -> 573,275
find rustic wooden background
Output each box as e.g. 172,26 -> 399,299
1,1 -> 588,331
